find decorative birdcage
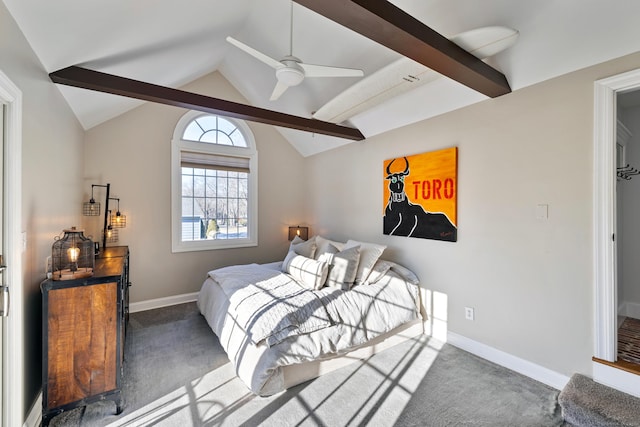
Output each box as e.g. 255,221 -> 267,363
52,227 -> 94,280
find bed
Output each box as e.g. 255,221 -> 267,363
197,236 -> 425,396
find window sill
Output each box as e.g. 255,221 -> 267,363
172,238 -> 258,253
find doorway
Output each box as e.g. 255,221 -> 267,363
593,68 -> 640,397
615,92 -> 640,368
0,70 -> 23,427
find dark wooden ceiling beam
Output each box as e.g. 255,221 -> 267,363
49,66 -> 365,141
293,0 -> 511,98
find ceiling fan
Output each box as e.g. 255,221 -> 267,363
226,3 -> 364,101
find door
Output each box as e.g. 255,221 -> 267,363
0,103 -> 4,426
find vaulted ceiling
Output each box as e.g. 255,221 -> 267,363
4,0 -> 640,156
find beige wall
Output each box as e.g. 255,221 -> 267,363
307,52 -> 640,379
83,72 -> 309,303
0,1 -> 85,420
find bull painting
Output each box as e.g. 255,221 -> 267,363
383,153 -> 457,242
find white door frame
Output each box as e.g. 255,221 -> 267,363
0,70 -> 23,427
593,68 -> 640,397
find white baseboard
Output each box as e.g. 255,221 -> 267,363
129,292 -> 199,313
619,301 -> 640,319
24,392 -> 41,427
447,331 -> 570,391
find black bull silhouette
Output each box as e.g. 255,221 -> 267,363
383,157 -> 457,241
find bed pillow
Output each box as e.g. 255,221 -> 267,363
362,259 -> 394,285
314,235 -> 345,259
289,235 -> 317,259
385,261 -> 420,285
344,240 -> 387,286
281,236 -> 317,275
283,251 -> 329,290
318,245 -> 361,290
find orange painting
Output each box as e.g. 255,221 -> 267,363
383,147 -> 457,242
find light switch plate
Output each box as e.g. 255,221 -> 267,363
536,204 -> 549,220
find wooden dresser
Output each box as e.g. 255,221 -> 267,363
41,246 -> 130,426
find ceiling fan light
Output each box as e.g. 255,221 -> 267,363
276,65 -> 304,87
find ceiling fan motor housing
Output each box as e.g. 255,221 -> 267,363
276,57 -> 305,86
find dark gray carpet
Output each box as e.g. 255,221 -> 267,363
49,302 -> 567,426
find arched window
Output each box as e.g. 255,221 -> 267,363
171,111 -> 257,252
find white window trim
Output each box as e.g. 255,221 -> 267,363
171,111 -> 258,252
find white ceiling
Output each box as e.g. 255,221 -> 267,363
4,0 -> 640,156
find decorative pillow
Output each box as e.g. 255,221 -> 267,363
343,240 -> 386,286
284,252 -> 329,290
289,235 -> 317,259
316,242 -> 339,261
318,245 -> 361,290
314,235 -> 345,259
362,259 -> 393,285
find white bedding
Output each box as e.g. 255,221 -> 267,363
209,264 -> 333,347
197,261 -> 421,396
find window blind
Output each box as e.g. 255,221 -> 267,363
181,151 -> 250,173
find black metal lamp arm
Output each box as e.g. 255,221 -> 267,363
91,183 -> 111,249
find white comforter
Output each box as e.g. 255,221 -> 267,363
208,264 -> 334,347
197,261 -> 421,396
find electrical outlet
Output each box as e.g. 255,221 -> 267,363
464,307 -> 475,321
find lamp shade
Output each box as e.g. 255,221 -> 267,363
105,226 -> 119,243
52,227 -> 94,280
288,226 -> 309,241
83,199 -> 101,216
111,212 -> 127,228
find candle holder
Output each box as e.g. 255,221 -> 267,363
51,227 -> 94,280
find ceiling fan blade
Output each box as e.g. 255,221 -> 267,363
312,57 -> 433,123
226,36 -> 282,70
313,26 -> 518,124
270,80 -> 290,101
300,63 -> 364,78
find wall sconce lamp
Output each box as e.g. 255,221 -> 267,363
288,226 -> 309,241
110,198 -> 126,228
